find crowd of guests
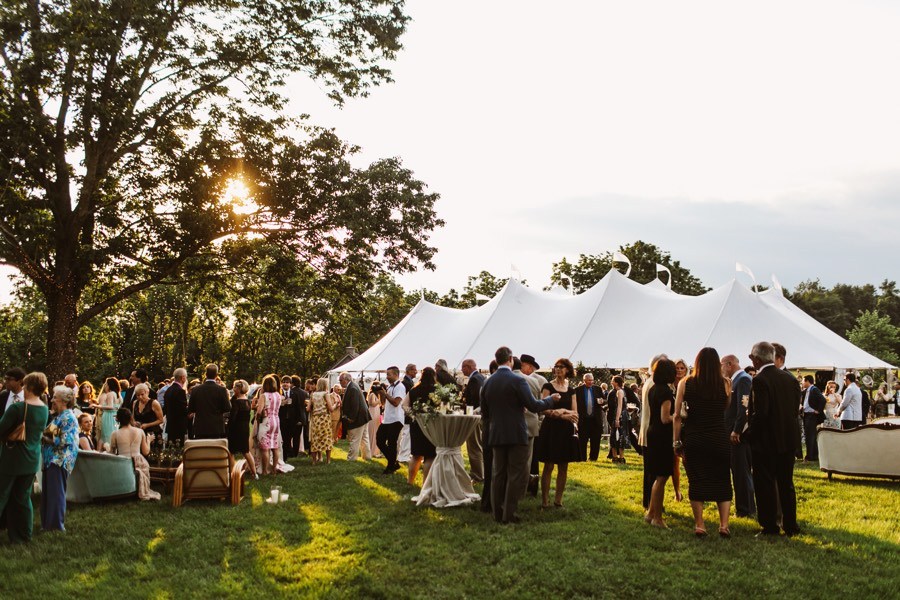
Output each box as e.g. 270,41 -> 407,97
0,349 -> 896,544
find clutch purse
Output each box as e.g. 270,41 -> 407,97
4,402 -> 28,443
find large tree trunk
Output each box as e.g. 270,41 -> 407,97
45,288 -> 81,383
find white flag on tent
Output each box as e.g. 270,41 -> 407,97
656,263 -> 672,290
771,274 -> 784,295
613,252 -> 632,277
736,262 -> 758,292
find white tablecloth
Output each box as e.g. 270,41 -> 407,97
412,414 -> 481,508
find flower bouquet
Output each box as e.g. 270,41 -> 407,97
407,384 -> 463,421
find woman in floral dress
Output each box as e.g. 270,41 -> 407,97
310,378 -> 336,465
256,375 -> 282,476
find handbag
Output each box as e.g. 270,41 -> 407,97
4,401 -> 28,443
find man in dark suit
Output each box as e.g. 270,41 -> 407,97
291,375 -> 309,455
163,368 -> 189,444
742,342 -> 802,537
0,367 -> 26,415
187,364 -> 231,439
800,375 -> 826,461
339,372 -> 371,461
480,346 -> 555,524
722,354 -> 755,518
575,372 -> 604,461
403,364 -> 417,391
461,359 -> 486,482
279,376 -> 298,458
123,368 -> 154,413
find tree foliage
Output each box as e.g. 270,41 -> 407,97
847,310 -> 900,365
547,241 -> 709,295
427,271 -> 513,309
0,0 -> 440,378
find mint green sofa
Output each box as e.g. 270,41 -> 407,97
66,450 -> 138,503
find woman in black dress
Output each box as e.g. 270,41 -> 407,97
645,358 -> 676,528
132,383 -> 164,440
535,358 -> 580,509
228,380 -> 258,479
673,347 -> 732,538
407,368 -> 438,484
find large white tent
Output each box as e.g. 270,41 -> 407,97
337,270 -> 894,373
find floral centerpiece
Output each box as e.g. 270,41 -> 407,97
407,384 -> 463,420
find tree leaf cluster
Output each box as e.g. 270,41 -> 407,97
546,241 -> 710,295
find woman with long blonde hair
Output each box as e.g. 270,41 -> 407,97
309,378 -> 336,465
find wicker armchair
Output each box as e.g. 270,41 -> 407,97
172,439 -> 245,506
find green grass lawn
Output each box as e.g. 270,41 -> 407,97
3,443 -> 898,599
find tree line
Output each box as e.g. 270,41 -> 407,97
1,241 -> 897,384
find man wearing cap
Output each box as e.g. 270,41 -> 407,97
519,354 -> 546,496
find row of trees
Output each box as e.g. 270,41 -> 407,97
1,241 -> 897,384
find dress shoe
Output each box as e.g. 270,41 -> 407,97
504,515 -> 521,524
784,528 -> 802,538
755,529 -> 780,539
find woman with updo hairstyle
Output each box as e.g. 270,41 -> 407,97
0,372 -> 50,542
644,358 -> 677,528
110,408 -> 160,501
534,357 -> 581,509
228,380 -> 258,479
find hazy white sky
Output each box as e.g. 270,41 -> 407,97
286,0 -> 900,293
4,0 -> 898,299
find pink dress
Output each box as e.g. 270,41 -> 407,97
258,392 -> 282,450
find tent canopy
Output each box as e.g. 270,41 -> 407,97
336,271 -> 893,373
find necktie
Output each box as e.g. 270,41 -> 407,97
586,389 -> 593,415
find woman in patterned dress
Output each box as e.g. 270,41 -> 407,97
256,374 -> 282,476
309,378 -> 336,465
823,380 -> 842,428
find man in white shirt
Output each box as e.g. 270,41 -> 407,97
0,367 -> 26,415
836,373 -> 863,429
377,366 -> 406,474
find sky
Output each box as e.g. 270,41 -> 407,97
282,0 -> 900,294
3,0 -> 899,299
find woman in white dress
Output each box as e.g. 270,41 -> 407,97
110,408 -> 161,501
823,380 -> 841,428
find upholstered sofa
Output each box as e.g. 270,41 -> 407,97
66,450 -> 138,502
817,422 -> 900,481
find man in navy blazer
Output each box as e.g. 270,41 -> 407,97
575,373 -> 604,461
722,354 -> 755,518
481,346 -> 556,524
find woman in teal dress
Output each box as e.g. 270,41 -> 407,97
97,377 -> 121,449
0,372 -> 50,543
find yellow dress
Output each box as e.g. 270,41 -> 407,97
310,392 -> 333,453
